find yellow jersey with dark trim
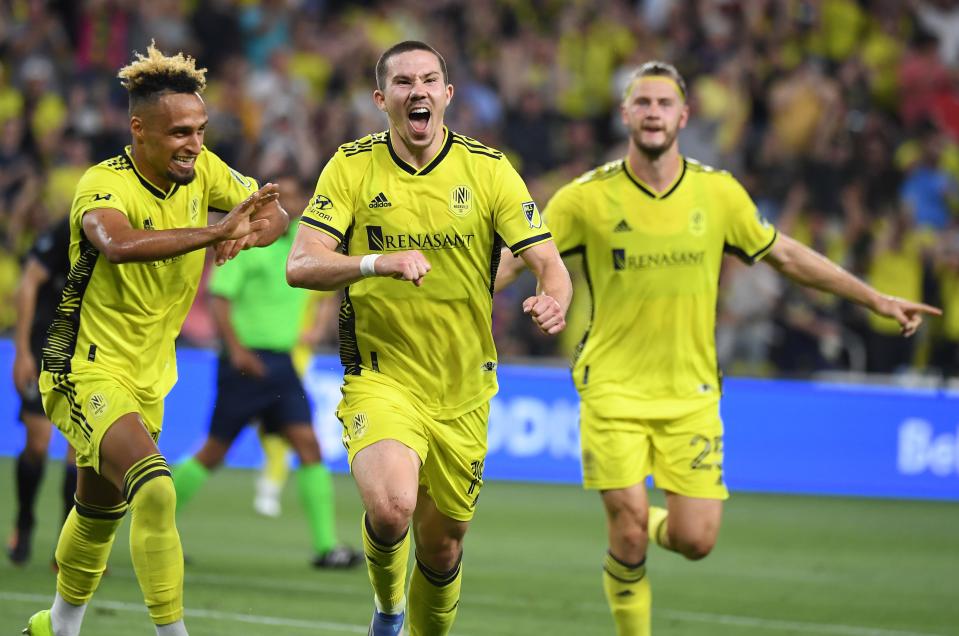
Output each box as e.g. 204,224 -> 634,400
546,157 -> 777,419
41,146 -> 258,402
301,128 -> 552,419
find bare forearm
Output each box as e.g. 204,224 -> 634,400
536,259 -> 573,314
772,238 -> 881,311
287,250 -> 366,291
97,225 -> 224,264
210,297 -> 244,355
14,282 -> 38,351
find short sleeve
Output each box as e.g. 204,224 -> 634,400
204,148 -> 259,213
542,181 -> 584,256
300,153 -> 353,245
28,216 -> 71,275
207,254 -> 245,300
72,166 -> 130,221
491,158 -> 552,255
721,175 -> 777,265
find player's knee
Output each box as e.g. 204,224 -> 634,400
130,474 -> 177,516
672,529 -> 717,561
21,443 -> 48,464
125,456 -> 177,521
367,497 -> 416,539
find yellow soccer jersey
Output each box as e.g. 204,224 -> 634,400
301,128 -> 552,419
547,157 -> 777,419
42,146 -> 257,401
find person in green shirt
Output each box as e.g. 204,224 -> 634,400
173,174 -> 360,569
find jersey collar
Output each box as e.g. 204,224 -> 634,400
386,127 -> 454,176
623,156 -> 687,200
124,147 -> 181,200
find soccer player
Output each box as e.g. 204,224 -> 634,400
172,174 -> 362,569
497,61 -> 941,636
10,217 -> 77,567
286,41 -> 572,636
23,43 -> 287,636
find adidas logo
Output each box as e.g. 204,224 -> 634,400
368,192 -> 392,208
613,219 -> 632,232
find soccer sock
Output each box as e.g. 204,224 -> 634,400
51,590 -> 88,636
648,506 -> 672,551
259,430 -> 291,487
54,499 -> 126,608
15,451 -> 45,534
296,463 -> 338,554
407,553 -> 462,636
171,457 -> 209,512
362,513 -> 410,614
155,619 -> 189,635
125,454 -> 185,626
602,552 -> 651,636
61,463 -> 78,524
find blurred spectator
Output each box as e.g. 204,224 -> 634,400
0,0 -> 956,377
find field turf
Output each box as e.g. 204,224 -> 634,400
1,458 -> 956,635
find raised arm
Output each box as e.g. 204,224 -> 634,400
517,241 -> 572,335
764,233 -> 941,336
286,225 -> 432,291
84,184 -> 278,264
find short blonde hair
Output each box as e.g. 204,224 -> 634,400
117,41 -> 207,111
623,61 -> 687,102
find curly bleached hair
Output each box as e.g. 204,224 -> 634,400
117,41 -> 207,112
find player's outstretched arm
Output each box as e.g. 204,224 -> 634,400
287,225 -> 431,291
84,184 -> 279,264
13,258 -> 49,394
518,241 -> 572,335
764,233 -> 942,337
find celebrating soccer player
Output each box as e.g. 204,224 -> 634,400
497,61 -> 941,636
23,43 -> 287,636
287,40 -> 572,636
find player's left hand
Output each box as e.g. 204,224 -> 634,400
874,295 -> 942,337
523,293 -> 566,335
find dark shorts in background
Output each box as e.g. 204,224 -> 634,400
209,350 -> 312,443
18,343 -> 46,420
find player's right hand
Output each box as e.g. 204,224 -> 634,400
374,250 -> 432,287
229,346 -> 267,378
13,350 -> 38,395
216,183 -> 280,242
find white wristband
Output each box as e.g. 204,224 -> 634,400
360,254 -> 381,277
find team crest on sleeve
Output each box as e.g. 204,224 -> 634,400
449,185 -> 473,217
689,209 -> 706,236
522,201 -> 542,229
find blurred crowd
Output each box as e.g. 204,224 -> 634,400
1,0 -> 958,379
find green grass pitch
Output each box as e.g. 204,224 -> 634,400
1,458 -> 957,635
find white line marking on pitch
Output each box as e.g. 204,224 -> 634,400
0,588 -> 943,636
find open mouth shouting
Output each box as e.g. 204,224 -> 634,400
408,106 -> 431,135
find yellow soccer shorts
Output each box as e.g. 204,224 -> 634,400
40,370 -> 163,473
579,400 -> 728,499
337,374 -> 488,522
